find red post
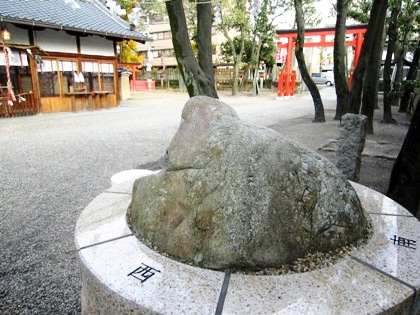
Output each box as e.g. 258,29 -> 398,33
277,72 -> 284,97
131,65 -> 136,91
284,36 -> 294,96
353,31 -> 363,68
290,73 -> 296,96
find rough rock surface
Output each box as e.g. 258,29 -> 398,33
336,114 -> 367,181
129,96 -> 370,270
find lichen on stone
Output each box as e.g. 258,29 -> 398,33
129,96 -> 371,271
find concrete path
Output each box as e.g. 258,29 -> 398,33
0,87 -> 408,314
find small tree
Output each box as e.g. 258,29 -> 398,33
120,40 -> 144,63
217,0 -> 282,95
216,0 -> 249,95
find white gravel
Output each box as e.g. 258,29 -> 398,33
0,88 -> 406,314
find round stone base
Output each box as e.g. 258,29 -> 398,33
75,171 -> 419,315
110,169 -> 160,185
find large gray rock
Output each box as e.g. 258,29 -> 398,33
129,96 -> 370,270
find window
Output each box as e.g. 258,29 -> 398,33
58,60 -> 78,93
99,63 -> 114,93
159,49 -> 175,58
37,58 -> 79,96
37,59 -> 59,97
81,61 -> 114,93
0,49 -> 32,94
154,31 -> 171,40
36,58 -> 114,96
82,61 -> 99,92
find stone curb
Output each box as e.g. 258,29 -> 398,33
75,173 -> 419,315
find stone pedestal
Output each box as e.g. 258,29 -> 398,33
75,172 -> 419,315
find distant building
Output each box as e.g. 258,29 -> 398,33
137,21 -> 237,69
0,0 -> 150,116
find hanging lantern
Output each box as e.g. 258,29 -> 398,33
1,23 -> 11,41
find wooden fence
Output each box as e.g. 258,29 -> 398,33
0,92 -> 38,118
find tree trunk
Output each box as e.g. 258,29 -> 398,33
397,9 -> 418,111
382,1 -> 400,124
197,0 -> 216,93
387,101 -> 420,218
399,39 -> 420,111
361,2 -> 387,134
394,28 -> 413,110
251,42 -> 262,96
232,63 -> 240,95
166,0 -> 218,98
294,0 -> 325,122
348,0 -> 387,114
333,0 -> 350,120
239,68 -> 250,91
220,23 -> 246,96
392,43 -> 406,109
221,25 -> 238,95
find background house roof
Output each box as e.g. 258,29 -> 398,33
0,0 -> 151,43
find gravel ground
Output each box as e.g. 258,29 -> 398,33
0,88 -> 408,314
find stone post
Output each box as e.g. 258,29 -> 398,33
336,113 -> 367,182
120,71 -> 131,101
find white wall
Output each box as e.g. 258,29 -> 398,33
7,24 -> 30,45
80,35 -> 114,56
33,30 -> 114,56
34,29 -> 78,53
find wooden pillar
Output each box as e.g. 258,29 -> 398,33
27,29 -> 42,113
113,59 -> 119,104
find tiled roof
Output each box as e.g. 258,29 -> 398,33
0,0 -> 151,42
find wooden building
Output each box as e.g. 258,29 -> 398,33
0,0 -> 150,117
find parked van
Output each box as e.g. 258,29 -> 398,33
311,73 -> 334,86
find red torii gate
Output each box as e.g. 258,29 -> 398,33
276,24 -> 367,97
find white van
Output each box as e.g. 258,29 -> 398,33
311,73 -> 334,86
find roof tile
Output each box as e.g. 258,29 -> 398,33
0,0 -> 151,42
